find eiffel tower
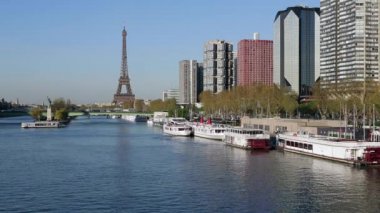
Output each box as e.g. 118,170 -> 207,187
113,27 -> 135,105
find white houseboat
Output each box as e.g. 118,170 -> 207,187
21,121 -> 64,128
223,128 -> 271,150
163,118 -> 193,136
277,131 -> 380,166
152,111 -> 169,126
192,118 -> 227,140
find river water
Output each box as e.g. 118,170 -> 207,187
0,116 -> 379,212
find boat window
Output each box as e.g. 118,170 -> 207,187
291,142 -> 294,147
299,143 -> 304,148
308,144 -> 313,150
295,142 -> 298,147
304,144 -> 308,149
286,141 -> 290,146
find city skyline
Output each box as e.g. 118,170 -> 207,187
0,0 -> 319,104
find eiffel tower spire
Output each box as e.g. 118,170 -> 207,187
113,27 -> 135,105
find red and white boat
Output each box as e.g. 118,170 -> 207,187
223,127 -> 271,150
277,131 -> 380,166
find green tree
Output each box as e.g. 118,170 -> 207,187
54,108 -> 69,121
52,98 -> 67,112
134,99 -> 145,112
30,107 -> 43,121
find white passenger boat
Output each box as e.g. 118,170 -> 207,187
111,115 -> 121,119
192,118 -> 227,140
223,128 -> 271,150
152,111 -> 169,126
277,131 -> 380,166
21,121 -> 64,128
163,117 -> 193,136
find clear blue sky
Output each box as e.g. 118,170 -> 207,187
0,0 -> 319,104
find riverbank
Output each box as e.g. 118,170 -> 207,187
0,111 -> 29,118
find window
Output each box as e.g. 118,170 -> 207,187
308,144 -> 313,150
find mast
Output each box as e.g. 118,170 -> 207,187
353,104 -> 357,140
344,104 -> 347,139
363,104 -> 366,141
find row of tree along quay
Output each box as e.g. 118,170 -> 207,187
199,85 -> 298,120
197,81 -> 380,127
311,80 -> 380,127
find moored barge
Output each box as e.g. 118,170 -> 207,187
223,128 -> 271,150
277,131 -> 380,166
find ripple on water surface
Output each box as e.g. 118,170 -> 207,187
0,117 -> 380,212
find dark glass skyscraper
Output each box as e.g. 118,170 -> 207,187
273,6 -> 320,97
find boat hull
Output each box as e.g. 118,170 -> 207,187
122,115 -> 148,122
223,128 -> 271,150
277,133 -> 380,165
163,124 -> 192,137
21,121 -> 64,128
193,125 -> 226,140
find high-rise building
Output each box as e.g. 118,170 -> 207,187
203,40 -> 234,93
320,0 -> 380,90
237,33 -> 273,86
162,89 -> 179,102
233,52 -> 238,87
273,6 -> 320,97
179,60 -> 198,105
196,62 -> 204,101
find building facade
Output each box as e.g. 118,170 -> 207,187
320,0 -> 380,90
273,6 -> 320,97
196,62 -> 204,101
179,60 -> 198,105
162,89 -> 180,103
203,40 -> 234,93
237,33 -> 273,86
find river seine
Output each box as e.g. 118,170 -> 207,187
0,116 -> 379,212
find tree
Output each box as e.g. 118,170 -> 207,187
30,107 -> 43,121
123,100 -> 134,109
147,98 -> 176,114
134,99 -> 145,112
281,92 -> 298,118
54,108 -> 69,121
52,98 -> 67,112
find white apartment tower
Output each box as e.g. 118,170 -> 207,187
320,0 -> 380,89
203,40 -> 234,93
